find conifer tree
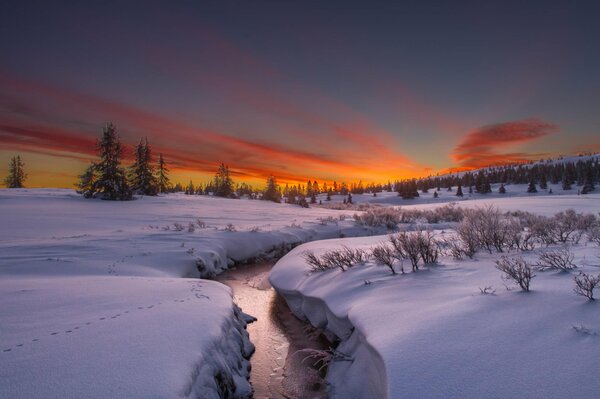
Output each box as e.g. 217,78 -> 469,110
76,164 -> 98,198
498,183 -> 506,194
157,154 -> 171,193
185,180 -> 195,195
263,175 -> 281,203
539,173 -> 548,190
326,189 -> 332,201
78,123 -> 132,200
214,163 -> 234,197
456,184 -> 464,197
581,164 -> 596,194
3,155 -> 27,188
527,180 -> 538,193
129,137 -> 159,196
561,171 -> 572,190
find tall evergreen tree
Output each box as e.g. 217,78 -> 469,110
527,179 -> 538,193
157,154 -> 171,193
498,183 -> 506,194
214,163 -> 234,197
263,175 -> 281,203
78,123 -> 132,200
76,164 -> 98,198
3,155 -> 27,188
129,137 -> 159,195
581,164 -> 596,194
539,173 -> 548,190
561,171 -> 572,190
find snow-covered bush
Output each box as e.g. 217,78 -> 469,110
353,207 -> 402,228
173,222 -> 185,231
458,206 -> 521,254
495,255 -> 535,292
196,219 -> 207,228
371,243 -> 397,274
573,272 -> 600,300
536,247 -> 576,272
223,223 -> 236,232
187,222 -> 195,233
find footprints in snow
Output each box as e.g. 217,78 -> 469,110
0,294 -> 202,354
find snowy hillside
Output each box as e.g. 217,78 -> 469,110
271,194 -> 600,398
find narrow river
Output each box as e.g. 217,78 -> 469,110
215,262 -> 328,399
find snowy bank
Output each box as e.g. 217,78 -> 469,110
270,197 -> 600,398
0,189 -> 384,398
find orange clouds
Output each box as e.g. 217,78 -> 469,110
452,119 -> 558,169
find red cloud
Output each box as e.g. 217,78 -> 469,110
452,119 -> 558,168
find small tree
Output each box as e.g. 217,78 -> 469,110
214,163 -> 234,197
157,154 -> 171,193
495,256 -> 535,292
263,175 -> 281,203
3,155 -> 27,188
456,184 -> 463,197
498,183 -> 506,194
527,180 -> 538,193
129,137 -> 159,196
79,123 -> 132,200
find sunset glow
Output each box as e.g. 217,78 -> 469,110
1,2 -> 598,188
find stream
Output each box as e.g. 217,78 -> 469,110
215,262 -> 329,399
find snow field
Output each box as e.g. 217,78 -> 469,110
270,196 -> 600,398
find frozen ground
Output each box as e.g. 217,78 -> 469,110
271,194 -> 600,398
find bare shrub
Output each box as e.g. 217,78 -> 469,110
552,209 -> 585,244
371,243 -> 396,274
457,206 -> 522,254
390,232 -> 421,271
433,203 -> 465,222
223,223 -> 236,232
440,236 -> 467,260
249,226 -> 260,232
303,250 -> 333,273
495,256 -> 535,292
318,216 -> 337,225
573,272 -> 600,300
306,246 -> 368,273
187,222 -> 196,233
536,247 -> 576,272
196,219 -> 207,228
417,229 -> 439,264
478,286 -> 496,295
353,207 -> 402,229
589,226 -> 600,246
173,222 -> 185,231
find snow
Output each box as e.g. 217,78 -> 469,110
0,188 -> 384,398
270,195 -> 600,399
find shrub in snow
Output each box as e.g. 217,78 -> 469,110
173,222 -> 185,231
304,246 -> 369,273
459,206 -> 520,254
303,250 -> 333,273
371,243 -> 397,274
573,272 -> 600,300
535,247 -> 576,272
389,231 -> 422,271
440,236 -> 468,260
196,219 -> 207,228
353,207 -> 402,228
223,223 -> 236,232
495,256 -> 535,292
478,286 -> 496,295
417,229 -> 440,264
187,223 -> 195,233
588,226 -> 600,246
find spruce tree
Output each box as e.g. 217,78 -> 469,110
498,183 -> 506,194
185,180 -> 195,195
539,173 -> 548,190
157,154 -> 171,193
562,171 -> 572,190
527,180 -> 538,193
129,137 -> 159,196
3,155 -> 27,188
79,123 -> 132,200
214,163 -> 234,197
456,184 -> 464,197
263,175 -> 281,203
581,164 -> 596,194
76,164 -> 98,198
326,189 -> 332,201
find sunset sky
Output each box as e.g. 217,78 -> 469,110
1,1 -> 599,188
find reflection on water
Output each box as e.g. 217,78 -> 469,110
216,262 -> 328,399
